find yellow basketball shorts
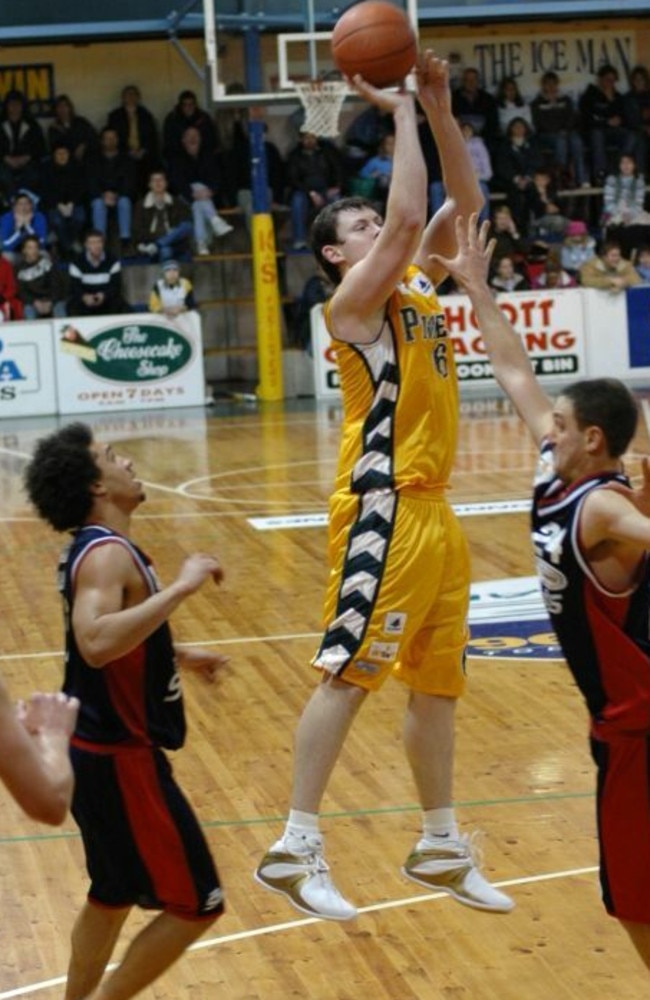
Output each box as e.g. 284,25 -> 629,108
312,489 -> 470,696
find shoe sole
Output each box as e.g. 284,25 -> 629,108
401,867 -> 515,913
253,869 -> 358,922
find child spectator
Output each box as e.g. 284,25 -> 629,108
531,256 -> 577,289
148,260 -> 195,318
487,204 -> 526,265
527,168 -> 569,241
489,254 -> 529,293
14,234 -> 67,318
560,219 -> 597,276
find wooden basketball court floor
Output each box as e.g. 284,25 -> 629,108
2,389 -> 650,1000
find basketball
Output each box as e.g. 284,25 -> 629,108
331,1 -> 417,89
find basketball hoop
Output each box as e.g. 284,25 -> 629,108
293,80 -> 348,138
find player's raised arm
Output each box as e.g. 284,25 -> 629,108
413,53 -> 484,282
430,215 -> 553,444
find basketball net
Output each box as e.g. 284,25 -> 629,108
294,80 -> 348,138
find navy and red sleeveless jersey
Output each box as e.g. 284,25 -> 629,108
58,524 -> 186,750
532,441 -> 650,740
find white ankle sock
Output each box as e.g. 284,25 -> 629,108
285,809 -> 320,841
422,807 -> 459,841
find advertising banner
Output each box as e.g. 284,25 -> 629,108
0,321 -> 58,417
312,288 -> 588,399
52,311 -> 205,414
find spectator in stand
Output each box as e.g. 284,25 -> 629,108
578,238 -> 641,291
342,104 -> 393,177
133,169 -> 193,262
166,126 -> 233,255
39,145 -> 87,260
530,255 -> 576,289
216,103 -> 286,227
495,76 -> 533,136
86,126 -> 137,256
602,152 -> 649,228
68,229 -> 130,315
0,189 -> 47,262
488,254 -> 529,293
451,68 -> 500,153
0,90 -> 46,197
162,90 -> 217,161
429,119 -> 492,226
560,219 -> 597,276
107,85 -> 160,198
357,133 -> 395,208
286,131 -> 343,250
624,65 -> 650,174
578,64 -> 639,184
0,253 -> 23,319
148,259 -> 195,318
633,244 -> 650,283
526,167 -> 569,241
47,95 -> 98,166
530,71 -> 589,187
14,234 -> 67,318
494,116 -> 544,234
460,120 -> 492,222
601,153 -> 650,258
487,203 -> 526,262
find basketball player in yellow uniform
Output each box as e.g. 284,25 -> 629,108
256,51 -> 513,920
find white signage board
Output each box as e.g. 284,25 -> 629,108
52,311 -> 205,414
312,288 -> 588,399
0,321 -> 58,417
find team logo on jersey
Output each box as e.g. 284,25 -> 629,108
383,612 -> 407,635
408,273 -> 433,296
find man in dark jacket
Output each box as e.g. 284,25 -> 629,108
286,131 -> 342,249
133,169 -> 193,262
578,64 -> 639,183
86,127 -> 138,255
530,71 -> 589,187
107,85 -> 160,197
0,89 -> 46,197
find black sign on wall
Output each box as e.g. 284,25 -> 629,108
0,64 -> 55,116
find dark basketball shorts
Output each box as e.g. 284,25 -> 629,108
593,734 -> 650,922
71,744 -> 223,921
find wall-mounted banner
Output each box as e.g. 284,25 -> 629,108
312,288 -> 588,398
53,311 -> 205,413
0,64 -> 56,116
0,324 -> 58,416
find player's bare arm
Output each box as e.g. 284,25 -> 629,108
413,53 -> 484,282
581,487 -> 650,554
327,72 -> 426,342
174,645 -> 230,683
0,680 -> 78,824
72,542 -> 223,667
431,215 -> 553,443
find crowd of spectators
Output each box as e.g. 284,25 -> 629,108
1,62 -> 650,323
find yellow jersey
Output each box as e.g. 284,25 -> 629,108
325,264 -> 458,495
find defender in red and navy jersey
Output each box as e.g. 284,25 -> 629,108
437,214 -> 650,972
24,423 -> 228,1000
59,524 -> 186,749
532,440 -> 650,737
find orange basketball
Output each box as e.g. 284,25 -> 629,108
331,1 -> 417,89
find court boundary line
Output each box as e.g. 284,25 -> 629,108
0,865 -> 599,1000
